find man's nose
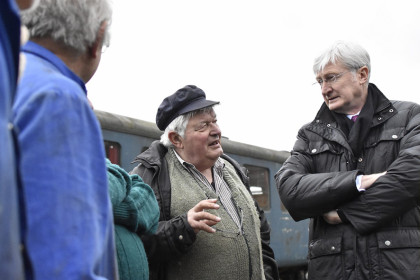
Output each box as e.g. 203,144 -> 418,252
210,122 -> 221,135
321,81 -> 332,94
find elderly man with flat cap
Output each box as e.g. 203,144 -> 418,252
131,85 -> 279,280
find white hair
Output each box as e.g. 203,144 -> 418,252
313,41 -> 371,82
21,0 -> 112,53
160,106 -> 216,148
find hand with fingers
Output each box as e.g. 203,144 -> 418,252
323,210 -> 342,224
323,171 -> 387,225
187,199 -> 221,234
360,171 -> 387,190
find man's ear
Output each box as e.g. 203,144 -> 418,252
89,21 -> 107,58
169,132 -> 183,149
358,66 -> 369,84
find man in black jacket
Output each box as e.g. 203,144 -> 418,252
131,85 -> 279,280
276,41 -> 420,279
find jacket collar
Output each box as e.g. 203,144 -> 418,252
313,83 -> 396,128
132,140 -> 167,168
308,83 -> 397,152
22,41 -> 87,94
370,84 -> 397,127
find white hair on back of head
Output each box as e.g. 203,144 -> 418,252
313,41 -> 371,81
21,0 -> 112,53
160,106 -> 216,148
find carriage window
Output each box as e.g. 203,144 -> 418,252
104,140 -> 121,165
243,164 -> 270,211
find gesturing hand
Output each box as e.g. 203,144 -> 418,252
187,199 -> 221,233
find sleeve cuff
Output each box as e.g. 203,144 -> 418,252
337,208 -> 350,223
355,175 -> 365,192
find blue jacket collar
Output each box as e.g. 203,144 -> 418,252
22,41 -> 87,94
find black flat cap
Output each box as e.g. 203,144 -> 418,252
156,85 -> 219,131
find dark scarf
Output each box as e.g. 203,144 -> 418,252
331,84 -> 381,157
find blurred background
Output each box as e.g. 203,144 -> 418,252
87,0 -> 420,151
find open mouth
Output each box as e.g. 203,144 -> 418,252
209,140 -> 220,146
328,96 -> 338,102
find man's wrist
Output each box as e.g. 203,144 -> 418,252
356,174 -> 365,192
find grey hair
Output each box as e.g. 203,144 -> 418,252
21,0 -> 112,53
313,41 -> 371,82
160,106 -> 216,148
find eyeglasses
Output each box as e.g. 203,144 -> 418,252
313,71 -> 350,88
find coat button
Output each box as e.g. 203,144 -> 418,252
311,149 -> 317,153
179,235 -> 183,240
385,240 -> 391,246
331,246 -> 336,251
378,117 -> 382,120
389,109 -> 394,113
392,135 -> 398,139
358,157 -> 363,162
327,124 -> 331,127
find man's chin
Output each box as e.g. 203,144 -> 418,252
329,104 -> 345,114
211,148 -> 224,158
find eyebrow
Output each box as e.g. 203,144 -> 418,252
316,71 -> 338,79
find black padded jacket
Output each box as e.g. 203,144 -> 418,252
276,85 -> 420,279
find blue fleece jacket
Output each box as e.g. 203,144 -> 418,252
14,41 -> 118,279
0,0 -> 25,279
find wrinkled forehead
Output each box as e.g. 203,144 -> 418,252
191,108 -> 216,121
186,109 -> 218,132
189,106 -> 216,118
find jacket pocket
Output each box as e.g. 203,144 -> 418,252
308,142 -> 343,156
364,126 -> 405,148
377,229 -> 420,278
306,142 -> 345,173
308,236 -> 343,279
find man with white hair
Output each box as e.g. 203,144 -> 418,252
276,41 -> 420,279
13,0 -> 117,278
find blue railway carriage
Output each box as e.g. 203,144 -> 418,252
95,110 -> 309,280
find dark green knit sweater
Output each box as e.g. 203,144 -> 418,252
106,159 -> 159,280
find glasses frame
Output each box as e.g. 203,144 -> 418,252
313,71 -> 350,88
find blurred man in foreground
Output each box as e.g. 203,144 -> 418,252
0,0 -> 36,278
14,0 -> 118,278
